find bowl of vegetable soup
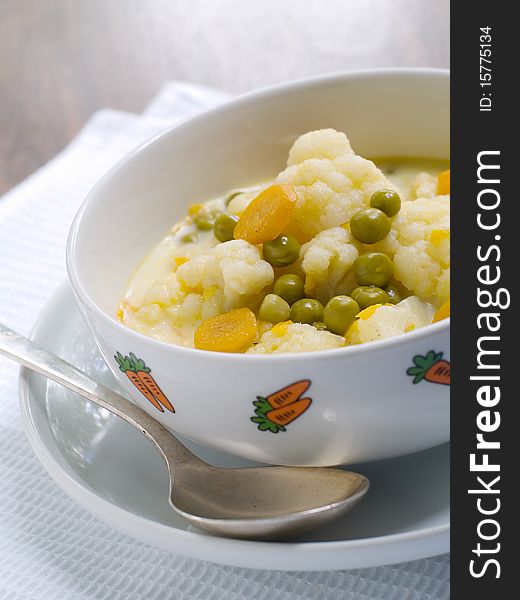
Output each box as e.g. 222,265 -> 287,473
67,69 -> 450,466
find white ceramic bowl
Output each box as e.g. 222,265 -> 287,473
67,69 -> 450,466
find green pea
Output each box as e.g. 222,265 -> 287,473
353,252 -> 393,287
181,232 -> 198,244
351,286 -> 390,310
213,212 -> 239,242
290,298 -> 323,324
350,208 -> 391,244
273,274 -> 305,305
263,234 -> 301,267
323,295 -> 360,335
370,189 -> 401,217
313,321 -> 328,331
194,213 -> 215,230
258,294 -> 291,324
384,283 -> 402,304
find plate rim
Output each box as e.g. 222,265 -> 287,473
18,281 -> 449,571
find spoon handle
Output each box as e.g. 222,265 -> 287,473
0,322 -> 195,467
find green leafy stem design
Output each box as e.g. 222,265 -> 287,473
407,350 -> 444,384
114,351 -> 151,374
250,396 -> 285,434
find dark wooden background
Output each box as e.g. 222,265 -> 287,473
0,0 -> 449,195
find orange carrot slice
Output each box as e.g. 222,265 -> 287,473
194,308 -> 257,352
265,380 -> 311,408
266,398 -> 312,426
233,184 -> 298,244
437,169 -> 450,195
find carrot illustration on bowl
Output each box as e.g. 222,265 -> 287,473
114,352 -> 175,412
266,398 -> 312,426
407,350 -> 450,386
251,380 -> 312,433
264,379 -> 310,408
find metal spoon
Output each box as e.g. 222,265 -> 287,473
0,322 -> 369,540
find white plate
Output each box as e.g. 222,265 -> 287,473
18,282 -> 449,571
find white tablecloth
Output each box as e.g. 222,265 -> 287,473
0,82 -> 449,599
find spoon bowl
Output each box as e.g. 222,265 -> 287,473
0,322 -> 368,540
171,463 -> 368,539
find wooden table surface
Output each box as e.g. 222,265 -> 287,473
0,0 -> 449,195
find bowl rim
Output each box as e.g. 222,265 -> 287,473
67,67 -> 450,364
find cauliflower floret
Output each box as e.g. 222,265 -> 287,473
412,172 -> 438,199
248,322 -> 344,354
347,296 -> 434,345
398,296 -> 436,326
129,240 -> 276,341
300,227 -> 358,298
391,196 -> 450,248
176,239 -> 274,310
123,287 -> 204,346
141,272 -> 185,307
393,243 -> 443,302
287,128 -> 354,164
167,292 -> 204,323
276,129 -> 397,241
379,196 -> 450,305
436,267 -> 450,303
